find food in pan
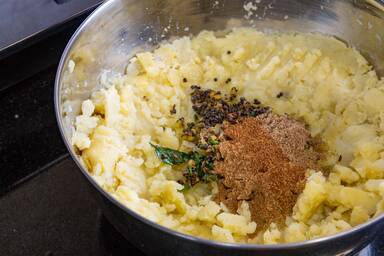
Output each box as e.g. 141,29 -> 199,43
70,28 -> 384,244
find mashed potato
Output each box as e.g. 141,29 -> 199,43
71,28 -> 384,244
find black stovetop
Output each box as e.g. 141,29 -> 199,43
0,2 -> 383,256
0,157 -> 144,256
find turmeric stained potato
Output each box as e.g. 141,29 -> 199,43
70,28 -> 384,244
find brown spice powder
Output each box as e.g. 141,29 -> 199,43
214,113 -> 321,231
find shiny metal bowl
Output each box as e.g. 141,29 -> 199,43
55,0 -> 384,255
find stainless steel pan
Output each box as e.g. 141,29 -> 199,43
55,1 -> 384,255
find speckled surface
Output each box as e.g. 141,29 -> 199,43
0,66 -> 67,193
0,157 -> 144,256
0,14 -> 86,193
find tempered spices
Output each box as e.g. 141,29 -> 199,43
155,86 -> 322,230
160,86 -> 271,188
186,85 -> 268,133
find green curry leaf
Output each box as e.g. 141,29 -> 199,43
150,142 -> 219,190
150,143 -> 191,165
208,138 -> 219,145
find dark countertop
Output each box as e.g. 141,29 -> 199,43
0,15 -> 87,194
0,158 -> 98,256
0,157 -> 144,256
0,66 -> 67,192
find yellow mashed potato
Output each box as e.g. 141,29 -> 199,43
71,28 -> 384,244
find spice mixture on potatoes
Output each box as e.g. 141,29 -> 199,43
70,28 -> 384,244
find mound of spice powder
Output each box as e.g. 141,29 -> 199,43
214,112 -> 321,231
